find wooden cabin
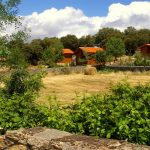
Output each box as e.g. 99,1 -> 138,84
75,47 -> 103,65
139,44 -> 150,57
58,49 -> 74,65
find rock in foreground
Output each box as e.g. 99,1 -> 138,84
0,127 -> 150,150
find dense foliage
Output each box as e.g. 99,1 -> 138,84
0,0 -> 21,30
8,27 -> 148,66
95,50 -> 108,65
1,79 -> 150,145
42,42 -> 64,67
134,52 -> 150,66
22,37 -> 64,66
61,34 -> 79,51
0,69 -> 46,129
68,82 -> 150,145
95,28 -> 124,48
106,37 -> 126,60
79,35 -> 95,47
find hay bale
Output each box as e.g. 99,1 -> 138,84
84,67 -> 97,75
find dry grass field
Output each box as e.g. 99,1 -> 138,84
37,71 -> 150,105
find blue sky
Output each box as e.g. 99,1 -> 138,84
18,0 -> 133,17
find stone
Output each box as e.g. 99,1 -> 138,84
2,127 -> 150,150
107,141 -> 121,148
0,136 -> 4,142
8,145 -> 27,150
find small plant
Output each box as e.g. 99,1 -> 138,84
134,51 -> 150,66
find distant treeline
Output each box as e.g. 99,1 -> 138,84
1,26 -> 150,66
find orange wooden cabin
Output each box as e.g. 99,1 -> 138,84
58,49 -> 74,64
75,47 -> 104,65
139,44 -> 150,57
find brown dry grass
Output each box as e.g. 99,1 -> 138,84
37,71 -> 150,105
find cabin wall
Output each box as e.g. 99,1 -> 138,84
59,54 -> 73,64
141,46 -> 150,57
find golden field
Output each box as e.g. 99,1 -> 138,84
38,71 -> 150,105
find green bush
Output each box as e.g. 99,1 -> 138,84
134,52 -> 150,66
0,93 -> 45,129
95,51 -> 108,66
69,82 -> 150,145
3,69 -> 45,96
39,105 -> 73,131
0,69 -> 46,130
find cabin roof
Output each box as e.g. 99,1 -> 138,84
63,49 -> 74,54
140,44 -> 150,48
78,47 -> 103,53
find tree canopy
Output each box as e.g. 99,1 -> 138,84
61,34 -> 79,51
79,35 -> 95,47
106,37 -> 126,60
0,0 -> 21,30
95,28 -> 124,48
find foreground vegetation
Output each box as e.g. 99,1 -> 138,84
0,70 -> 149,145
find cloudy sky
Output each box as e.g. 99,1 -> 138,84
8,0 -> 150,39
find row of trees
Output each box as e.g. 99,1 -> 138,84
2,27 -> 149,67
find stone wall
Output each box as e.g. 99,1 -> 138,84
0,127 -> 150,150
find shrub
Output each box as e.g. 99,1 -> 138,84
69,82 -> 150,145
0,69 -> 46,130
106,37 -> 126,61
95,50 -> 108,65
0,93 -> 45,129
3,69 -> 45,96
39,103 -> 74,131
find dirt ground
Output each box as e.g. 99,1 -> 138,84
37,71 -> 150,105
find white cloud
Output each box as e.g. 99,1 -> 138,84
21,7 -> 101,39
3,1 -> 150,39
102,1 -> 150,30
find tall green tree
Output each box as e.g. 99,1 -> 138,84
0,0 -> 30,69
6,31 -> 29,69
0,0 -> 48,131
61,34 -> 79,51
124,27 -> 150,55
22,39 -> 44,65
136,29 -> 150,46
42,43 -> 64,67
106,37 -> 125,61
95,51 -> 108,66
124,27 -> 138,55
0,0 -> 21,30
22,37 -> 64,66
95,28 -> 124,48
79,35 -> 95,47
